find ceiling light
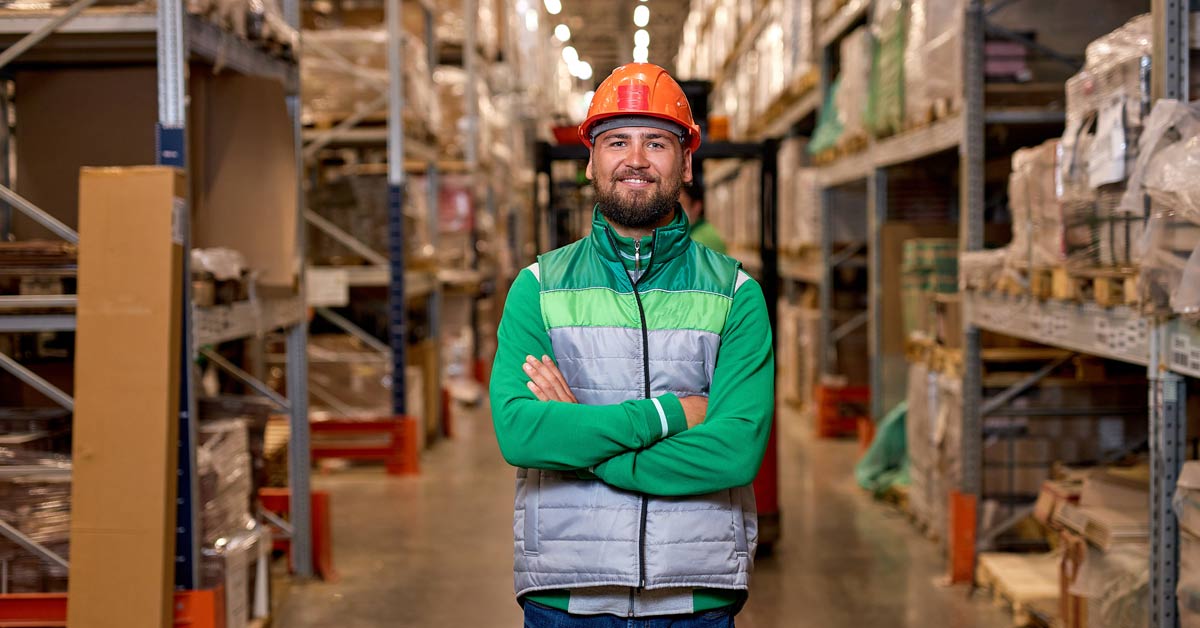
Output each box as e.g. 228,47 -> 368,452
554,24 -> 571,42
562,45 -> 579,65
633,45 -> 648,63
544,0 -> 561,15
633,4 -> 649,27
634,28 -> 650,48
577,61 -> 593,81
524,9 -> 538,31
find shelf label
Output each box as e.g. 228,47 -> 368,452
306,268 -> 350,307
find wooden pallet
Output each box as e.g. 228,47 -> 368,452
903,96 -> 961,132
924,345 -> 1107,384
976,552 -> 1062,627
1050,267 -> 1139,307
750,69 -> 822,138
813,132 -> 869,164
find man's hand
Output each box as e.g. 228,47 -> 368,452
523,355 -> 578,403
679,396 -> 708,429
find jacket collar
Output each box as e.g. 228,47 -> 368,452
588,205 -> 692,274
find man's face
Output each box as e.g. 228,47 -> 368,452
586,126 -> 694,230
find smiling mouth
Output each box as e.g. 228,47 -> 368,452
616,176 -> 656,187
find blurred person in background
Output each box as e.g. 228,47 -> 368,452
680,181 -> 727,254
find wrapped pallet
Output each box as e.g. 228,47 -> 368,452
904,0 -> 962,126
0,450 -> 70,593
867,0 -> 907,138
301,29 -> 438,141
1005,140 -> 1085,269
932,373 -> 963,541
836,27 -> 874,144
777,139 -> 820,254
1118,99 -> 1200,317
1060,14 -> 1152,267
906,360 -> 935,530
1178,462 -> 1200,626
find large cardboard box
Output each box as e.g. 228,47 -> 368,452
190,69 -> 299,288
69,167 -> 185,628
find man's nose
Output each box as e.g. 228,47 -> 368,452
625,144 -> 650,169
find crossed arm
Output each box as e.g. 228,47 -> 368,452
489,268 -> 775,496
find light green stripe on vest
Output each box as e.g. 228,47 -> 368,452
541,288 -> 732,334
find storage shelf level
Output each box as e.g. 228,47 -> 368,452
194,295 -> 305,346
0,10 -> 296,89
965,290 -> 1200,379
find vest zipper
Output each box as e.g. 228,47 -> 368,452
630,237 -> 651,595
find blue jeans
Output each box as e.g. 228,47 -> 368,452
523,601 -> 735,628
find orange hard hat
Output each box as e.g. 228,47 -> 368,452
579,63 -> 701,151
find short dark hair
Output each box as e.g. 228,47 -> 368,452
682,180 -> 704,203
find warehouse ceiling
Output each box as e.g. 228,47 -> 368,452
552,0 -> 689,82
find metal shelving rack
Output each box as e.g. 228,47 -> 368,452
958,3 -> 1193,626
0,0 -> 315,590
745,0 -> 1191,625
301,0 -> 446,427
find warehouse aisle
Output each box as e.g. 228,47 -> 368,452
277,406 -> 1012,628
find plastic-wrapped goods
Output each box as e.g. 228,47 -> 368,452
1112,100 -> 1200,317
201,524 -> 270,628
836,27 -> 873,142
437,0 -> 499,60
734,162 -> 762,253
867,0 -> 907,138
1183,530 -> 1200,628
301,29 -> 437,140
778,0 -> 815,82
777,139 -> 820,253
904,0 -> 962,125
198,419 -> 255,546
958,248 -> 1008,291
1058,15 -> 1153,268
1137,142 -> 1200,317
1178,462 -> 1200,627
0,449 -> 70,593
1071,543 -> 1150,628
1006,140 -> 1072,269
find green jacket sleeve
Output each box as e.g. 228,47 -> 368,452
591,277 -> 774,496
489,267 -> 689,471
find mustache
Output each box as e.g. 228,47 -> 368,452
611,170 -> 659,182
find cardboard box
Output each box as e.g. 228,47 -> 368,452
13,68 -> 157,240
190,69 -> 299,288
69,167 -> 184,628
15,67 -> 299,288
984,436 -> 1053,465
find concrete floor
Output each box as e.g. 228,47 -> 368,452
275,406 -> 1013,628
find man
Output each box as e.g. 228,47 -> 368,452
490,63 -> 774,627
680,182 -> 728,254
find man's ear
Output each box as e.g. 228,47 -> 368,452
585,156 -> 594,181
681,149 -> 694,184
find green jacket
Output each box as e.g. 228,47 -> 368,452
490,207 -> 774,614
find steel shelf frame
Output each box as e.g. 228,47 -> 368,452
780,0 -> 1193,622
962,2 -> 1190,627
299,0 -> 443,428
0,0 -> 315,589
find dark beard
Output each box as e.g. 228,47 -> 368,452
595,179 -> 682,230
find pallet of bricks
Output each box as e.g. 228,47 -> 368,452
963,15 -> 1200,317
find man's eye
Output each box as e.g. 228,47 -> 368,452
648,142 -> 665,149
609,141 -> 626,147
